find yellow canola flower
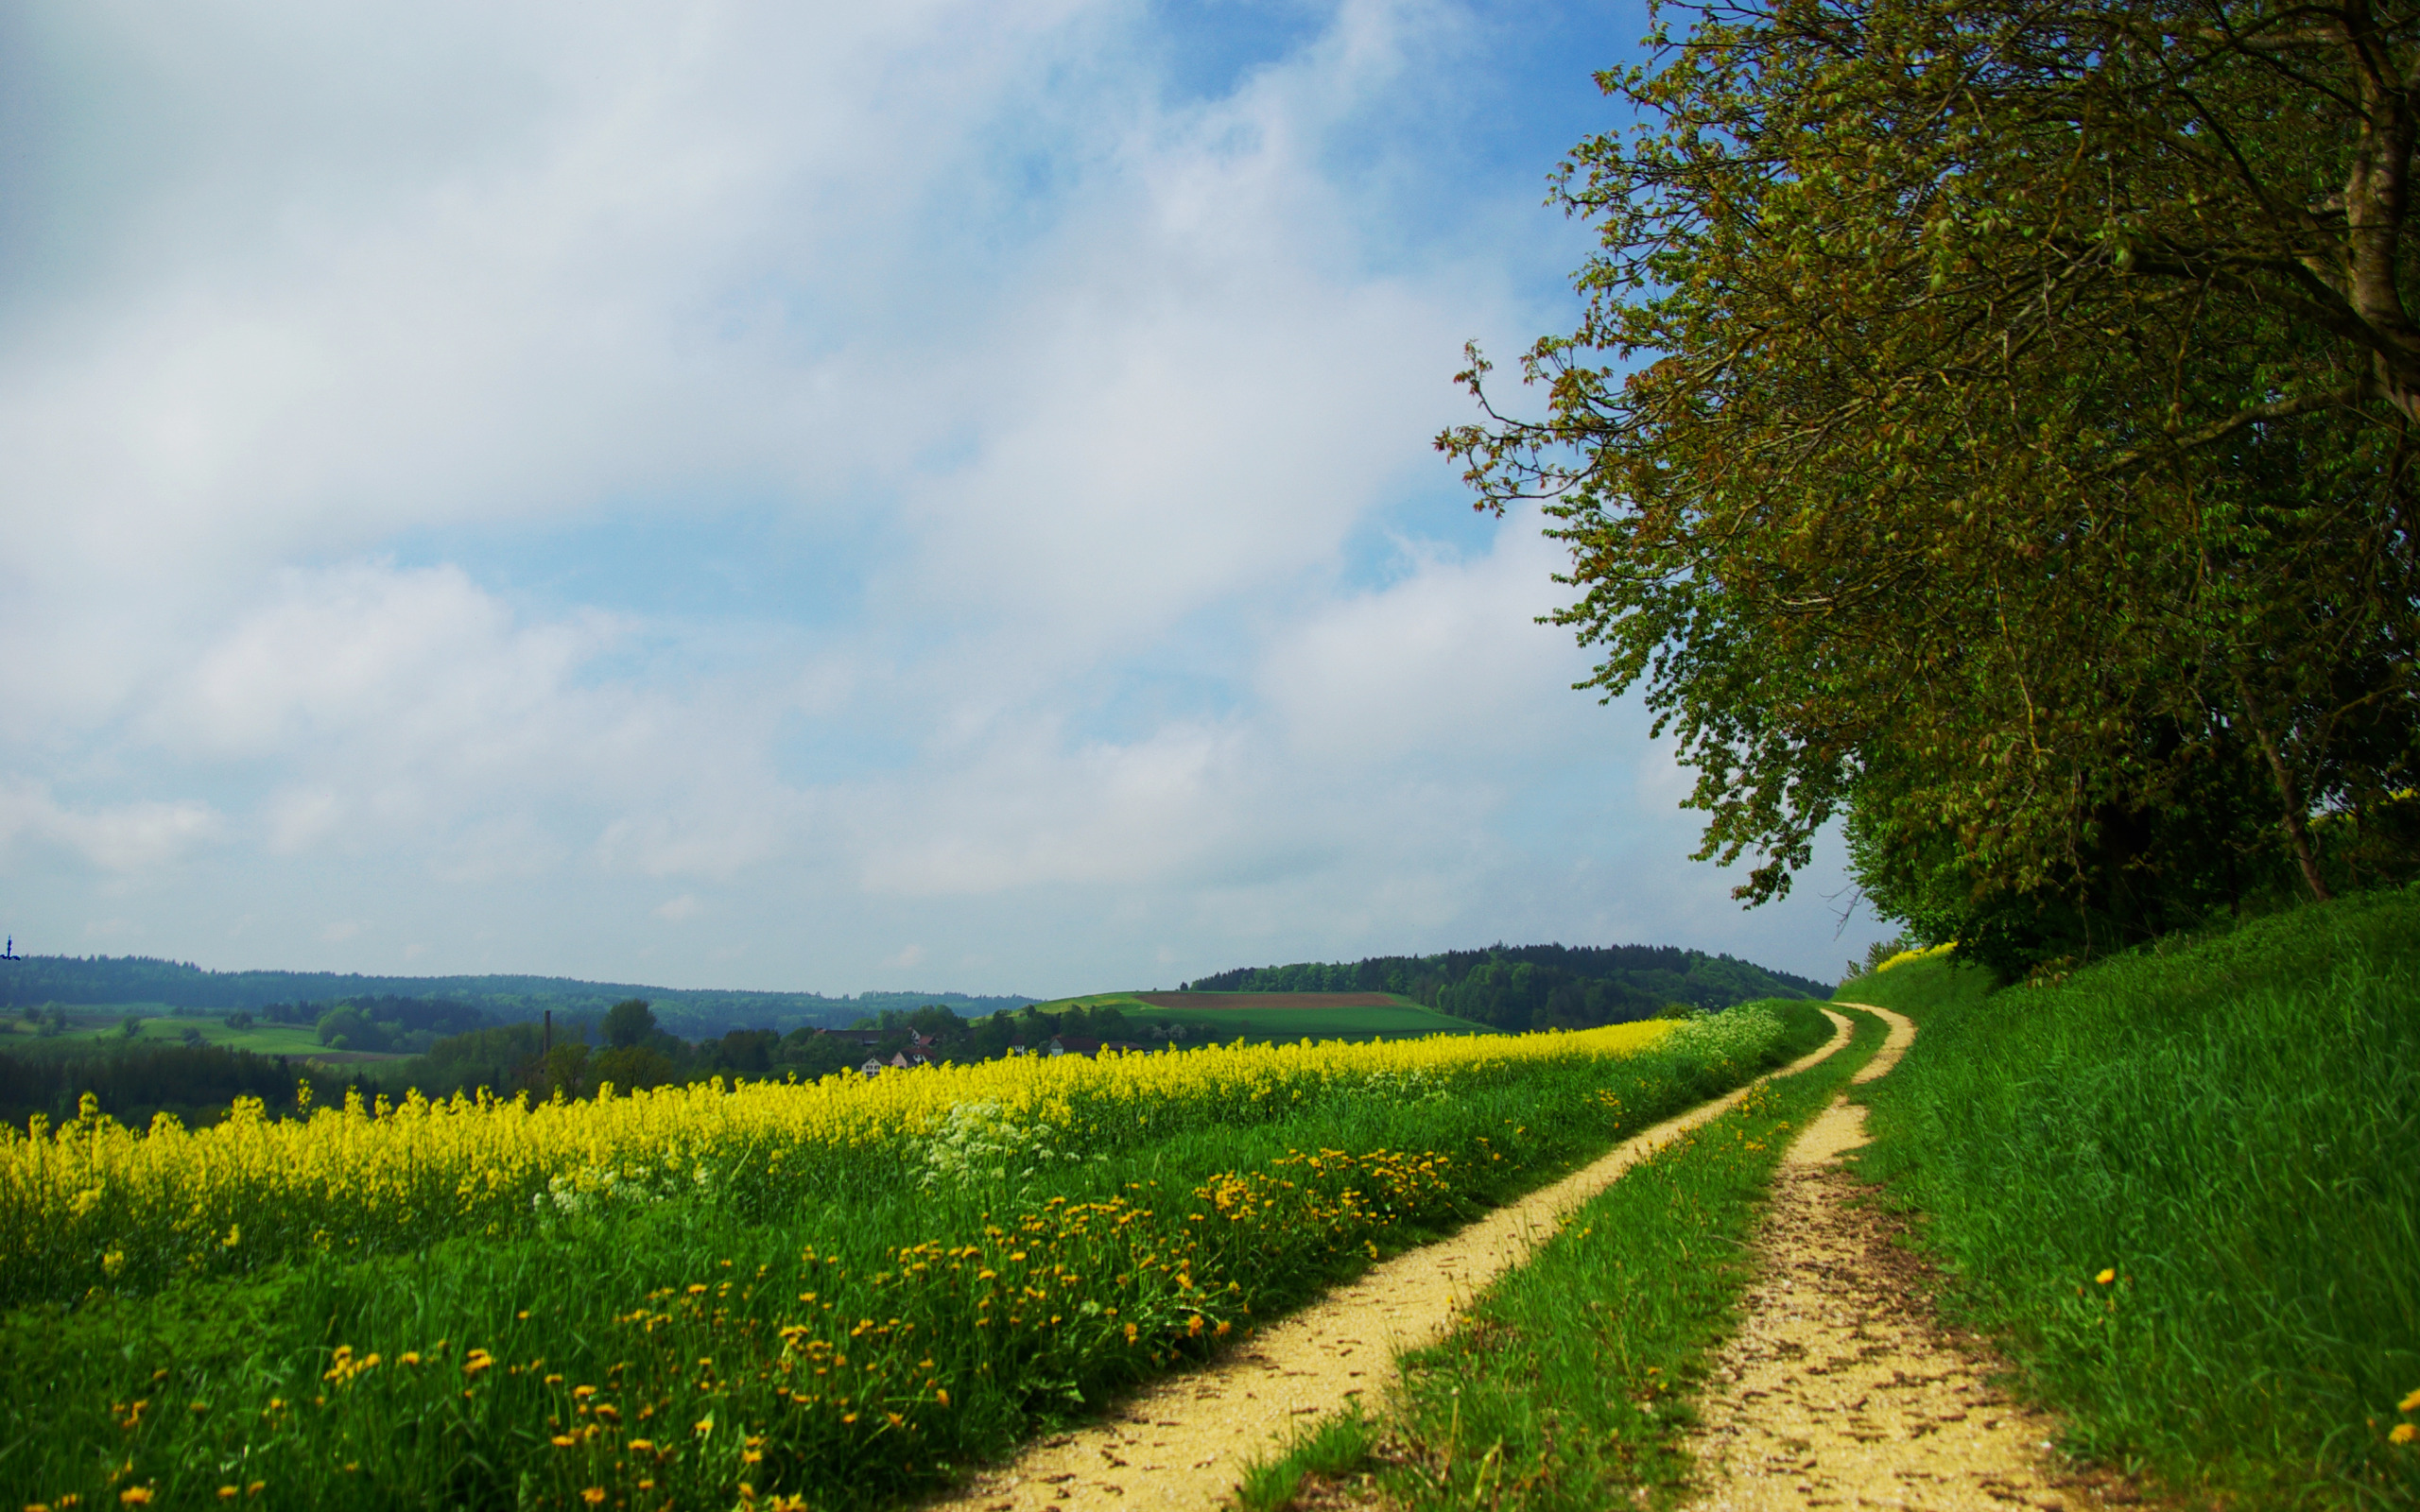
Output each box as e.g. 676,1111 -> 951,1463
0,1023 -> 1676,1300
1870,941 -> 1956,976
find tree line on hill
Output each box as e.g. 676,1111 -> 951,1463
1183,943 -> 1827,1032
1444,0 -> 2420,974
0,956 -> 1033,1038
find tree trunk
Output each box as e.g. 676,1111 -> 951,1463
2235,674 -> 2334,902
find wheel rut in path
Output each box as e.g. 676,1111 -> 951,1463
925,1013 -> 1858,1512
1684,1004 -> 2121,1512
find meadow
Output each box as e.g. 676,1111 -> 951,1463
0,1005 -> 1822,1510
0,1008 -> 399,1064
1849,888 -> 2420,1506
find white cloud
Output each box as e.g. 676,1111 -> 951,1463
0,779 -> 225,873
0,0 -> 1870,990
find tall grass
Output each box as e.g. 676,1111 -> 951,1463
1833,946 -> 1999,1021
1855,886 -> 2420,1506
0,1008 -> 1826,1511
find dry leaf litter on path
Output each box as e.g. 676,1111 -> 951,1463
1684,1004 -> 2137,1512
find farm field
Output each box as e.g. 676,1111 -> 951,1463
0,1004 -> 1822,1510
1034,990 -> 1494,1040
0,1009 -> 403,1063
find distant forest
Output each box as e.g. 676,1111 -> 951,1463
1184,943 -> 1830,1033
0,956 -> 1033,1039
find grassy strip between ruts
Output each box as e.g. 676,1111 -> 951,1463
1,1005 -> 1832,1512
1849,886 -> 2420,1509
1237,1005 -> 1886,1512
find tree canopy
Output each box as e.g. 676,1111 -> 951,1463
1445,0 -> 2420,966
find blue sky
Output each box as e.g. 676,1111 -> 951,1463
0,0 -> 1882,996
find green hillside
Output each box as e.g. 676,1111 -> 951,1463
1841,887 -> 2420,1505
0,955 -> 1033,1039
1182,941 -> 1827,1032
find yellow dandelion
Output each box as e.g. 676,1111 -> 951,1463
2401,1387 -> 2420,1413
2095,1268 -> 2117,1285
2394,1423 -> 2418,1446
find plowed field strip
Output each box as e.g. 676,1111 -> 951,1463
1131,994 -> 1408,1009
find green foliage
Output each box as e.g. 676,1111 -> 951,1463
0,1043 -> 370,1132
1186,943 -> 1827,1029
1443,0 -> 2420,958
590,1045 -> 678,1092
404,1022 -> 549,1100
603,998 -> 657,1050
1243,1005 -> 1880,1511
1855,887 -> 2420,1504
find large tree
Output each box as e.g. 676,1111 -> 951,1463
1447,0 -> 2420,957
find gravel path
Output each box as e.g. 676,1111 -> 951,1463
924,1014 -> 1858,1512
1684,1004 -> 2115,1512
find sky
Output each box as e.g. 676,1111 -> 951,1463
0,0 -> 1884,998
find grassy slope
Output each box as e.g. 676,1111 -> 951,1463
1851,887 -> 2420,1507
1829,950 -> 1998,1022
0,1014 -> 1818,1512
1239,1003 -> 1878,1512
0,1012 -> 401,1062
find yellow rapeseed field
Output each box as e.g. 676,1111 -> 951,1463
0,1022 -> 1675,1303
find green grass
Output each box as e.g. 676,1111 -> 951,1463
0,1011 -> 393,1062
1853,885 -> 2420,1508
1239,1006 -> 1885,1512
0,1010 -> 1824,1511
1830,949 -> 1999,1022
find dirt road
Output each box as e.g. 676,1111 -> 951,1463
926,1013 -> 1858,1512
1684,1004 -> 2102,1511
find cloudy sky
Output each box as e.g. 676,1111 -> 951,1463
0,0 -> 1877,997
